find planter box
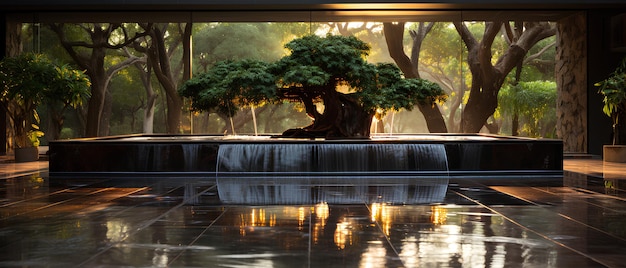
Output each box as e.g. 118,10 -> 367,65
603,145 -> 626,163
15,147 -> 39,163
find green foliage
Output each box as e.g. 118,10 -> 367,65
0,53 -> 57,103
595,57 -> 626,144
595,58 -> 626,119
193,23 -> 287,72
27,124 -> 44,147
180,34 -> 446,136
0,53 -> 90,147
362,63 -> 446,113
498,80 -> 556,137
180,59 -> 278,117
274,34 -> 375,90
50,64 -> 92,107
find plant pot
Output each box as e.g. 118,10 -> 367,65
603,145 -> 626,163
15,147 -> 39,163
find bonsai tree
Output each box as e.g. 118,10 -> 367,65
595,57 -> 626,145
0,53 -> 90,149
179,35 -> 446,138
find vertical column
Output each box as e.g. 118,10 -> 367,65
0,13 -> 7,155
556,12 -> 587,153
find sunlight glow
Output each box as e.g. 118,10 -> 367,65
334,220 -> 353,249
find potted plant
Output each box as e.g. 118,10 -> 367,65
0,53 -> 90,162
595,57 -> 626,162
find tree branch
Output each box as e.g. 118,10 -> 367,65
409,22 -> 434,70
453,21 -> 478,52
524,41 -> 556,64
383,22 -> 419,78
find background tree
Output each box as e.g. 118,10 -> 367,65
416,22 -> 467,133
453,21 -> 555,133
383,22 -> 448,133
107,62 -> 149,134
126,51 -> 158,134
134,23 -> 190,134
49,23 -> 149,137
179,35 -> 446,138
498,81 -> 557,137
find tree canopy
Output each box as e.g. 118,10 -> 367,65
0,53 -> 90,147
179,34 -> 446,138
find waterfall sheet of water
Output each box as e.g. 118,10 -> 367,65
216,143 -> 448,174
216,143 -> 450,204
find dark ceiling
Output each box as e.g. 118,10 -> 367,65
1,0 -> 624,23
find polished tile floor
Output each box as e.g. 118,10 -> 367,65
1,155 -> 625,267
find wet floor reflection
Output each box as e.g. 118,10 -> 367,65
217,176 -> 449,205
0,171 -> 625,267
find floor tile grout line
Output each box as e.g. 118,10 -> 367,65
0,187 -> 119,221
75,185 -> 217,267
0,186 -> 152,251
0,188 -> 72,208
500,186 -> 626,243
485,183 -> 626,245
531,186 -> 626,212
363,202 -> 406,268
168,193 -> 225,266
0,168 -> 49,180
451,189 -> 615,268
92,184 -> 184,219
1,175 -> 121,208
528,187 -> 626,242
568,187 -> 626,202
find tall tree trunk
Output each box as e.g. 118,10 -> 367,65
511,60 -> 524,136
4,21 -> 22,152
142,78 -> 157,134
84,70 -> 107,137
6,21 -> 22,57
140,23 -> 188,134
454,21 -> 555,133
46,105 -> 63,141
383,22 -> 448,133
99,87 -> 113,136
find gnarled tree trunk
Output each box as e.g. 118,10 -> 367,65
454,21 -> 555,133
281,87 -> 373,138
383,22 -> 448,133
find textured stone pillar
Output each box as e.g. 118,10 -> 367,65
556,13 -> 587,153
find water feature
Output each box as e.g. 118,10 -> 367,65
215,143 -> 450,204
49,134 -> 562,179
48,133 -> 562,204
216,143 -> 448,174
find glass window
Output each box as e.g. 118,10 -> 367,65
6,10 -> 565,141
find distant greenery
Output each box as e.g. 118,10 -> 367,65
15,22 -> 558,137
180,34 -> 446,138
498,81 -> 556,137
0,53 -> 90,147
